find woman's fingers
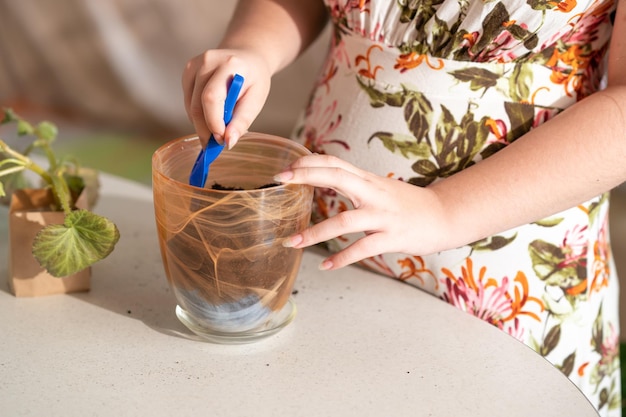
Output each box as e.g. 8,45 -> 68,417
319,233 -> 394,270
284,208 -> 379,249
196,68 -> 242,144
181,50 -> 271,148
277,166 -> 371,210
276,154 -> 376,206
288,154 -> 369,178
275,153 -> 451,270
224,82 -> 270,149
181,59 -> 198,123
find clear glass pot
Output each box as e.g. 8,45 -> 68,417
152,133 -> 313,343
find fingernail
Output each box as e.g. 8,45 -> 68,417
213,134 -> 224,145
282,234 -> 303,248
273,170 -> 294,183
319,259 -> 333,271
227,130 -> 240,150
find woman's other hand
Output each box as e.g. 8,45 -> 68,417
274,154 -> 453,270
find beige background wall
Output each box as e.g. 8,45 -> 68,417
0,0 -> 330,138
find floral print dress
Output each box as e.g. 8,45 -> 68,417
291,0 -> 621,414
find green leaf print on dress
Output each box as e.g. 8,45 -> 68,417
360,79 -> 491,186
529,239 -> 587,292
308,1 -> 620,413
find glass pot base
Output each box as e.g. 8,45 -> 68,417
175,298 -> 297,344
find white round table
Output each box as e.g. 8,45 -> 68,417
0,172 -> 599,416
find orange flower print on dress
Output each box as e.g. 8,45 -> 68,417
485,118 -> 510,146
359,254 -> 395,276
397,256 -> 439,290
550,0 -> 577,12
355,45 -> 384,80
394,52 -> 444,73
543,0 -> 612,100
546,44 -> 591,97
441,258 -> 544,340
591,213 -> 612,294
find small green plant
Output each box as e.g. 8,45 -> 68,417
0,107 -> 120,277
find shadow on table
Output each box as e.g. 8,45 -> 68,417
71,194 -> 204,341
0,191 -> 313,345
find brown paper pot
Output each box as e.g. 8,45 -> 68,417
8,188 -> 91,297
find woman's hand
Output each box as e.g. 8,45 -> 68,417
181,0 -> 328,150
274,154 -> 453,270
182,48 -> 272,148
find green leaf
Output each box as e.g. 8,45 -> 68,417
507,23 -> 532,41
507,65 -> 533,106
411,158 -> 439,177
32,210 -> 120,277
16,120 -> 34,136
591,304 -> 604,351
0,170 -> 31,205
534,217 -> 564,227
449,67 -> 499,93
2,108 -> 18,124
504,101 -> 534,142
540,324 -> 561,356
64,173 -> 85,198
559,351 -> 576,377
368,132 -> 432,159
480,142 -> 507,159
527,0 -> 555,12
470,233 -> 517,251
480,2 -> 509,39
404,91 -> 434,141
71,167 -> 100,209
50,172 -> 72,214
357,77 -> 406,108
529,239 -> 565,283
598,388 -> 609,411
407,175 -> 436,187
523,33 -> 538,51
35,121 -> 58,142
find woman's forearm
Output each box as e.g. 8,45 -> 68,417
432,0 -> 626,248
430,84 -> 626,248
219,0 -> 329,74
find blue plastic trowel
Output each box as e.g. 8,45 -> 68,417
189,73 -> 244,188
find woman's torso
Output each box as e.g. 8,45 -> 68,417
292,0 -> 620,415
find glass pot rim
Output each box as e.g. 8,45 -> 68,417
152,132 -> 311,194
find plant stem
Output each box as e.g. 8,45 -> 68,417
0,140 -> 53,184
0,138 -> 73,212
0,164 -> 26,177
41,143 -> 57,171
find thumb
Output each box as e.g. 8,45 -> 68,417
225,126 -> 244,150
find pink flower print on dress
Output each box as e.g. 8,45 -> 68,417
590,322 -> 620,396
598,323 -> 619,369
301,97 -> 348,153
440,258 -> 544,341
532,107 -> 560,128
474,23 -> 531,63
561,223 -> 589,268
